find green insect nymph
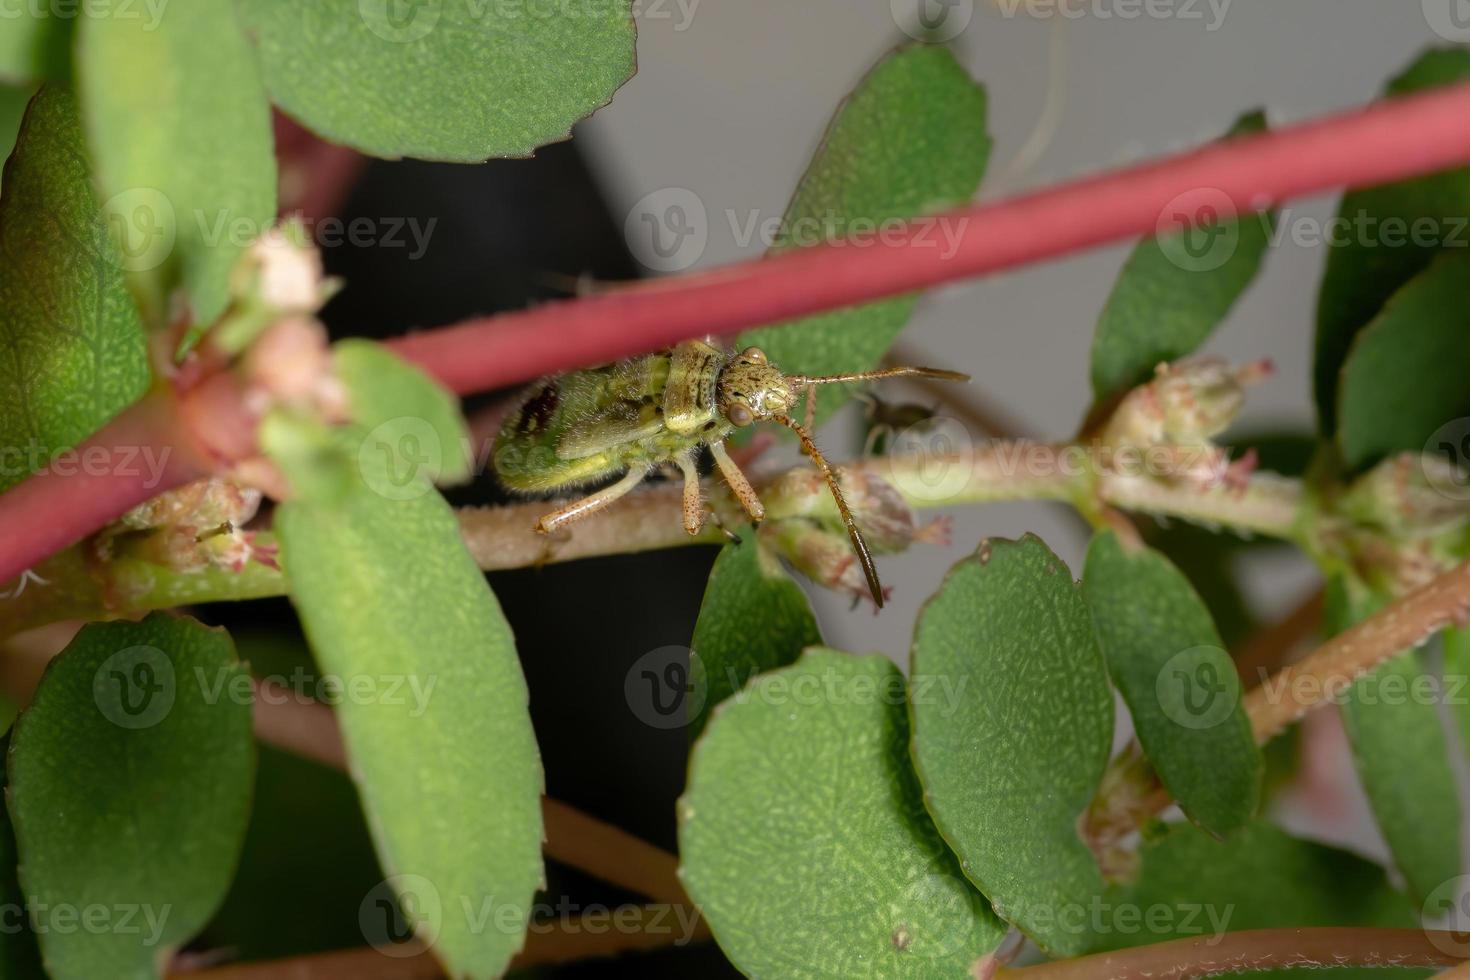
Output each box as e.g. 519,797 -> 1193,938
493,339 -> 967,607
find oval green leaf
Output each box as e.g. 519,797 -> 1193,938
267,420 -> 544,979
737,43 -> 991,427
1327,576 -> 1461,908
1089,111 -> 1273,403
1336,250 -> 1470,469
77,0 -> 277,328
8,613 -> 255,980
335,338 -> 474,487
687,530 -> 822,739
1314,47 -> 1470,435
0,85 -> 150,492
679,649 -> 1007,977
909,534 -> 1113,956
1082,532 -> 1260,838
236,0 -> 635,162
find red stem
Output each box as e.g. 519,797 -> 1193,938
6,80 -> 1470,585
0,390 -> 210,585
388,79 -> 1470,395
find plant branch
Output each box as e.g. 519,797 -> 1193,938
1244,558 -> 1470,742
992,928 -> 1464,980
0,449 -> 1307,636
386,81 -> 1470,395
169,902 -> 709,978
0,390 -> 209,588
249,682 -> 693,907
3,81 -> 1467,586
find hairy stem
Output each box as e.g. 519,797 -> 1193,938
0,449 -> 1304,636
993,928 -> 1464,980
1245,558 -> 1470,742
386,81 -> 1470,395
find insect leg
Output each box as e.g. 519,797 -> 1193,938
710,441 -> 765,523
675,452 -> 704,536
535,464 -> 651,535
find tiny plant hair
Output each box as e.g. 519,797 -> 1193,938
492,340 -> 968,606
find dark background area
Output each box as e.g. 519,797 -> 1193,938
193,140 -> 738,977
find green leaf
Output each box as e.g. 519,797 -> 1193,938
1443,626 -> 1470,761
679,649 -> 1007,977
687,530 -> 822,739
0,7 -> 69,82
7,613 -> 255,980
908,534 -> 1113,956
1090,111 -> 1274,402
236,0 -> 635,162
737,44 -> 990,427
1082,532 -> 1260,837
1329,576 -> 1461,907
1336,250 -> 1470,469
0,735 -> 43,977
201,745 -> 385,961
0,85 -> 150,493
335,338 -> 474,487
77,0 -> 277,328
1314,47 -> 1470,435
267,423 -> 544,979
1092,820 -> 1427,980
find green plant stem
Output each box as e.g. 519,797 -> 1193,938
0,447 -> 1306,637
991,928 -> 1463,980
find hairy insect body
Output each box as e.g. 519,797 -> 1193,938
492,338 -> 965,607
495,342 -> 733,492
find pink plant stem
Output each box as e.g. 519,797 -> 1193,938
389,80 -> 1470,395
0,391 -> 210,586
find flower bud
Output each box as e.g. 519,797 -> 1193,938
1340,452 -> 1470,537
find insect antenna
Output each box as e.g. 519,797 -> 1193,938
771,413 -> 886,608
788,366 -> 970,387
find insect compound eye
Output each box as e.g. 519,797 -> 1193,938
740,347 -> 767,364
728,403 -> 754,427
